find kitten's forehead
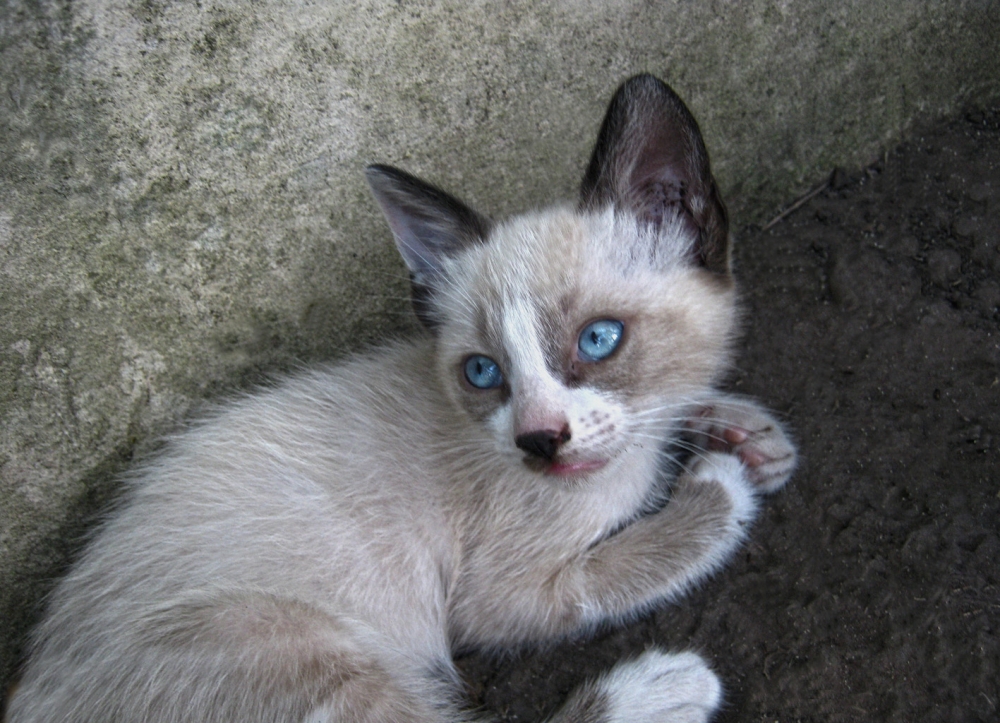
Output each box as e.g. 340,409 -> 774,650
459,208 -> 695,302
448,206 -> 698,324
472,208 -> 589,297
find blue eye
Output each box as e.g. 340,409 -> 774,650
578,319 -> 624,361
464,355 -> 503,389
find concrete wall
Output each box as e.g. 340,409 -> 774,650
2,0 -> 998,686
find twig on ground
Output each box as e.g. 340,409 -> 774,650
761,173 -> 832,231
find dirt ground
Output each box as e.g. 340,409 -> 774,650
457,106 -> 1000,722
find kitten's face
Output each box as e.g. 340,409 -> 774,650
367,74 -> 736,480
433,207 -> 736,479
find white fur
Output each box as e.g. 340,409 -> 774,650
689,450 -> 759,528
599,650 -> 722,723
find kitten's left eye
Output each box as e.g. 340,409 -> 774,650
578,319 -> 624,362
464,355 -> 503,389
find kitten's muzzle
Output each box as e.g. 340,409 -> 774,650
515,427 -> 571,461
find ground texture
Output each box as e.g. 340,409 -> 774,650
457,106 -> 1000,722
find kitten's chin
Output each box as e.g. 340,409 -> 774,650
544,459 -> 608,478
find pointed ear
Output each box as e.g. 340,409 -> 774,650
579,74 -> 730,274
366,164 -> 491,329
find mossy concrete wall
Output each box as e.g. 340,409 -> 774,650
2,0 -> 998,687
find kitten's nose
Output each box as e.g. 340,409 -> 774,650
515,427 -> 571,461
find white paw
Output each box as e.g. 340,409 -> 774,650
688,397 -> 797,494
687,451 -> 758,527
599,649 -> 722,723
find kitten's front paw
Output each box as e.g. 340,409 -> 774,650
689,397 -> 797,494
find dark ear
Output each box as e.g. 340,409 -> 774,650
366,164 -> 491,329
579,74 -> 730,274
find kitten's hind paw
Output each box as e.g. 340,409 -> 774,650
689,397 -> 797,494
553,649 -> 721,723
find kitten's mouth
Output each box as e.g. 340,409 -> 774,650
545,459 -> 608,477
520,454 -> 608,477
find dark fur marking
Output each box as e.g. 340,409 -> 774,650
579,74 -> 731,275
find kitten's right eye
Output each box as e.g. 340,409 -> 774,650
578,319 -> 624,362
463,355 -> 503,389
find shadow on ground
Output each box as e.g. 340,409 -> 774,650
458,105 -> 1000,723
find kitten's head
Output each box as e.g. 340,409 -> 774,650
368,75 -> 736,480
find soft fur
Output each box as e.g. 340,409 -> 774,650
8,74 -> 796,723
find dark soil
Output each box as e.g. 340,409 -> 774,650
457,106 -> 1000,722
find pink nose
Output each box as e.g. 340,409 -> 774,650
515,426 -> 571,461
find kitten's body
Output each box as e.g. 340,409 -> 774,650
9,76 -> 795,723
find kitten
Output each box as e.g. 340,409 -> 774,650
7,74 -> 795,723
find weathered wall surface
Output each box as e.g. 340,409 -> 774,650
1,0 -> 998,687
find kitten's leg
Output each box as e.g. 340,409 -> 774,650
8,591 -> 454,723
687,395 -> 797,493
573,450 -> 758,623
456,451 -> 761,642
549,649 -> 721,723
523,456 -> 755,723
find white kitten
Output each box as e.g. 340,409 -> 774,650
8,74 -> 795,723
